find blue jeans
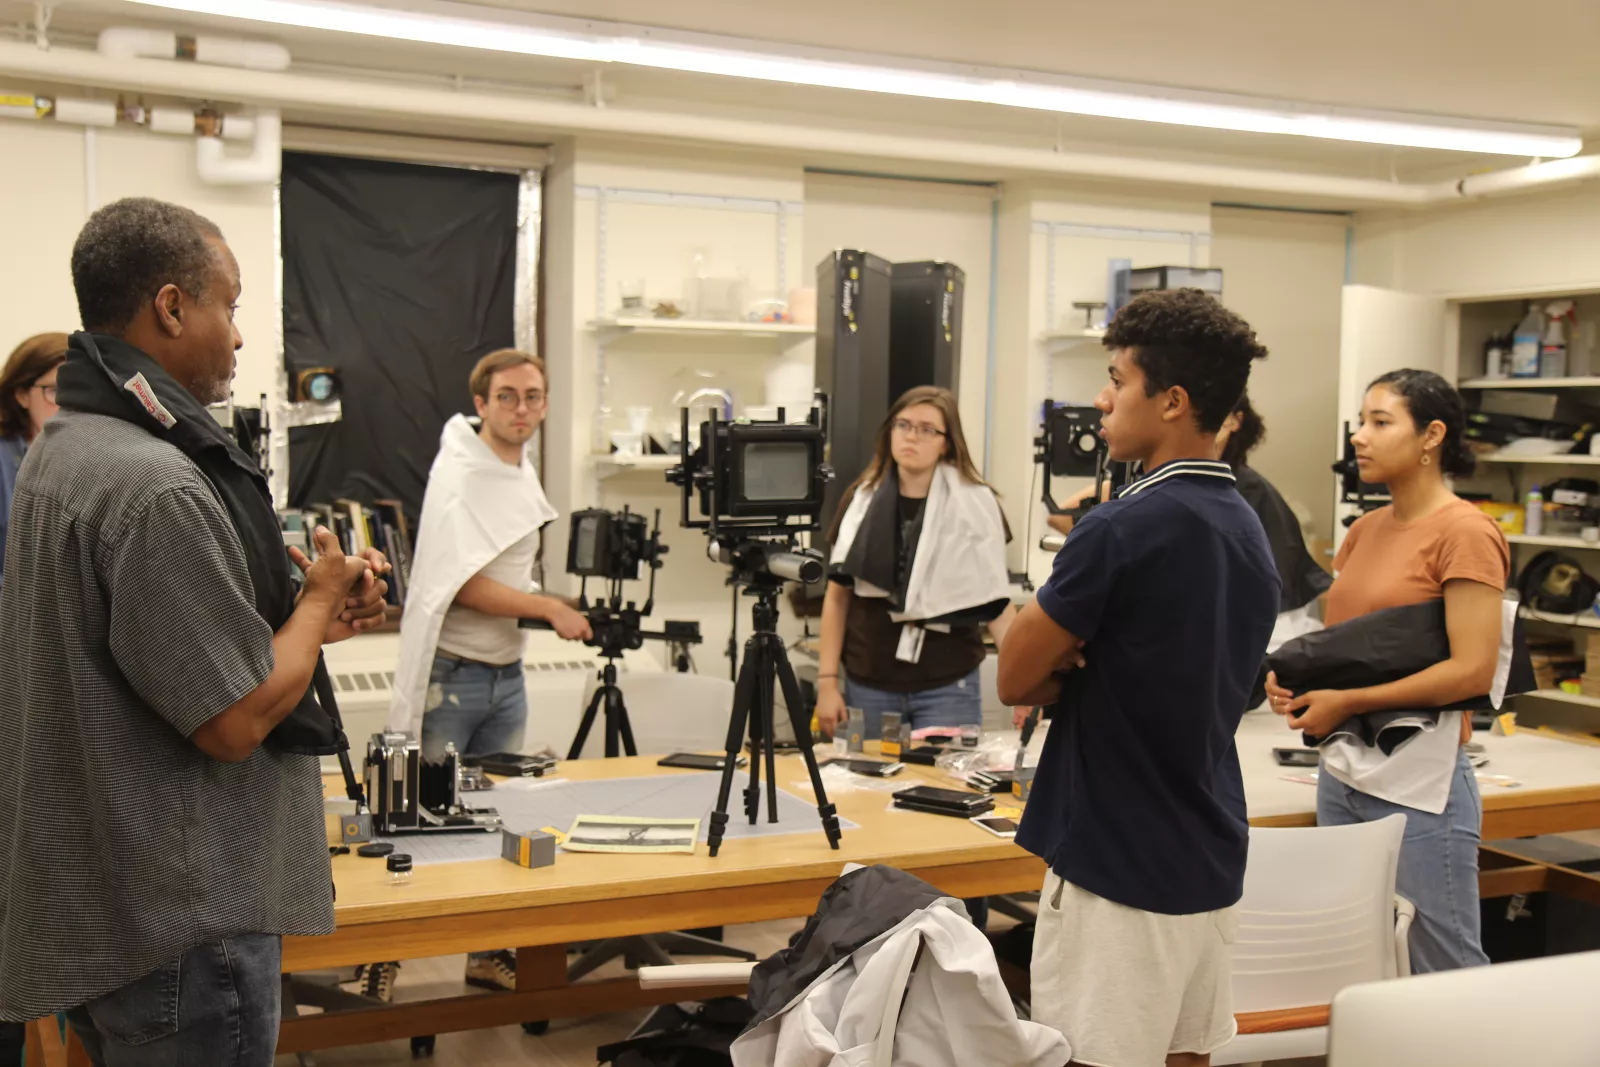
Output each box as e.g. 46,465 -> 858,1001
64,933 -> 281,1067
847,668 -> 988,931
421,654 -> 527,761
1317,750 -> 1489,974
844,668 -> 983,740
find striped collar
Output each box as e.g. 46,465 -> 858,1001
1116,459 -> 1235,499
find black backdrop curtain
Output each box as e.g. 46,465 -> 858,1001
281,151 -> 519,524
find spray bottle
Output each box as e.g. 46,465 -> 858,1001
1542,300 -> 1576,378
1512,304 -> 1544,378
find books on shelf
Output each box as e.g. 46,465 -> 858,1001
278,499 -> 416,609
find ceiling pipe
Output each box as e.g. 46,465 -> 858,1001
195,109 -> 280,183
98,26 -> 290,71
1,40 -> 1596,208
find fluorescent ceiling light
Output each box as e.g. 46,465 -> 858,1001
124,0 -> 1583,158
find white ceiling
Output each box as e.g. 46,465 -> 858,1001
4,0 -> 1595,185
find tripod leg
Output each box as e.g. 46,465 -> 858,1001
568,677 -> 606,761
708,647 -> 759,857
774,643 -> 842,850
759,637 -> 779,824
614,690 -> 638,758
604,685 -> 620,759
743,636 -> 765,826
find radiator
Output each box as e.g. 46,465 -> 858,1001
316,632 -> 663,772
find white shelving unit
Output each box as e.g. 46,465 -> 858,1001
1458,376 -> 1600,390
587,318 -> 814,341
1506,534 -> 1600,550
1040,328 -> 1106,342
1523,689 -> 1600,709
590,453 -> 679,480
1520,606 -> 1600,630
1479,452 -> 1600,466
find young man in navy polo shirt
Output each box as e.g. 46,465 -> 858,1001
999,289 -> 1280,1067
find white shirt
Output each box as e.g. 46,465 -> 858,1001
435,529 -> 539,666
1320,711 -> 1463,815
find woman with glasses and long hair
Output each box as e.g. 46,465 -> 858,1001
0,332 -> 67,595
816,385 -> 1016,744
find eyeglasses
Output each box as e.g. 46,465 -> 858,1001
892,418 -> 947,441
32,384 -> 57,403
493,389 -> 546,411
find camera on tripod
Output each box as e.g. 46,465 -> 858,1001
666,395 -> 842,856
521,506 -> 702,759
1034,399 -> 1135,528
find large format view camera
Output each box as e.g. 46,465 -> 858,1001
668,396 -> 832,538
521,506 -> 702,758
666,395 -> 841,856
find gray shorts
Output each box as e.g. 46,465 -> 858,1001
1030,872 -> 1237,1067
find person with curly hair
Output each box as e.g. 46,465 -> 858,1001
999,289 -> 1280,1067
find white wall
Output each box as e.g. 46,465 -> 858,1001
0,122 -> 278,400
543,141 -> 809,677
1353,184 -> 1600,297
0,122 -> 82,360
1005,184 -> 1213,579
1211,206 -> 1348,541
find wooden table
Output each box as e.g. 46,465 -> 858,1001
28,720 -> 1600,1058
1236,710 -> 1600,838
279,753 -> 1045,1053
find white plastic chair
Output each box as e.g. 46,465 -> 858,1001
1211,814 -> 1411,1066
574,671 -> 736,758
1329,950 -> 1600,1067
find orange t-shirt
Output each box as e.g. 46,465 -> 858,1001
1326,496 -> 1509,626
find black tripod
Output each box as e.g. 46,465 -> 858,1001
570,657 -> 636,759
708,576 -> 842,857
523,605 -> 701,760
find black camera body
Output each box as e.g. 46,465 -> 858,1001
668,397 -> 833,537
568,507 -> 652,581
1034,399 -> 1134,519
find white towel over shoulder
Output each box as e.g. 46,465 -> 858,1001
832,462 -> 1011,633
387,414 -> 556,735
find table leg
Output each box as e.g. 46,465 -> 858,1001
515,944 -> 569,994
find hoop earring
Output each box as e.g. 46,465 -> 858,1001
1421,453 -> 1432,466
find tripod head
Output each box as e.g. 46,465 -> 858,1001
708,534 -> 824,632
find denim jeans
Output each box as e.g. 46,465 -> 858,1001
64,933 -> 281,1067
844,668 -> 983,741
1317,749 -> 1490,974
847,668 -> 988,931
421,654 -> 528,761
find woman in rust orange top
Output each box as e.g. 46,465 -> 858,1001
1266,369 -> 1506,973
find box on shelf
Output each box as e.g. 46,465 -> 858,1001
1479,390 -> 1600,425
1126,266 -> 1223,296
1475,501 -> 1525,536
1531,636 -> 1585,692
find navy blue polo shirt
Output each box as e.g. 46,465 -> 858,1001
1015,459 -> 1279,915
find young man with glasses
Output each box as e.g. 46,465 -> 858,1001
378,348 -> 591,998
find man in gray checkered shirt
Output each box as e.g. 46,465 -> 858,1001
0,199 -> 391,1066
